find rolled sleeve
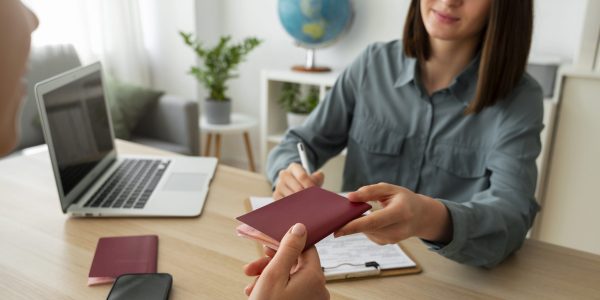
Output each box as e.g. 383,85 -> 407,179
422,199 -> 471,257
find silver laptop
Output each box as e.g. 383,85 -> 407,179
34,62 -> 217,217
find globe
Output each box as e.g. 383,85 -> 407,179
278,0 -> 353,72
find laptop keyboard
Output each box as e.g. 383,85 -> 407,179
84,159 -> 171,209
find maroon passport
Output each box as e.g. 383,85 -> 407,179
236,186 -> 371,251
88,235 -> 158,286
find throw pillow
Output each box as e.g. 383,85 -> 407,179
104,79 -> 129,140
105,79 -> 164,140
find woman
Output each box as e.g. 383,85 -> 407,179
264,0 -> 542,270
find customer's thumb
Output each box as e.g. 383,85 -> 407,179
267,223 -> 307,276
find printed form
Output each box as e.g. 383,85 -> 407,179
249,196 -> 416,278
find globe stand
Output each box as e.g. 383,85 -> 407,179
292,48 -> 331,73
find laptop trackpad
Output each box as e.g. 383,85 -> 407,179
162,173 -> 208,191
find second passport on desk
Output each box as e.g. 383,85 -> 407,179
88,235 -> 158,285
236,186 -> 371,250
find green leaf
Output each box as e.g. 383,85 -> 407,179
277,83 -> 319,114
179,31 -> 262,101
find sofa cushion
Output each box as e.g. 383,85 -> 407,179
105,79 -> 164,140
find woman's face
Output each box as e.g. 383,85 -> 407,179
420,0 -> 492,42
0,0 -> 38,156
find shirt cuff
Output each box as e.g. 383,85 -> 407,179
421,199 -> 470,260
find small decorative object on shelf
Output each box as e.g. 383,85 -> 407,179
180,31 -> 262,124
278,0 -> 353,73
277,82 -> 319,128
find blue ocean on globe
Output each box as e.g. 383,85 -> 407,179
278,0 -> 353,48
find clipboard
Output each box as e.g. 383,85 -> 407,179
243,197 -> 422,281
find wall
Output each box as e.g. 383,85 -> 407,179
574,0 -> 600,70
202,0 -> 589,170
139,0 -> 197,100
194,1 -> 223,102
530,0 -> 588,63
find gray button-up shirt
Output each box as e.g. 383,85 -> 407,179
267,40 -> 544,267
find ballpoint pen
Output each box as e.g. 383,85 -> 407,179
297,142 -> 311,174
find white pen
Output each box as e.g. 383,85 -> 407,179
297,142 -> 312,174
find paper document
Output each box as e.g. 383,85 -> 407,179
249,196 -> 416,277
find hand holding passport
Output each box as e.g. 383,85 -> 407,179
236,186 -> 372,251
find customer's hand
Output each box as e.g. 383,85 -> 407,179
273,163 -> 324,200
243,223 -> 329,300
335,183 -> 452,244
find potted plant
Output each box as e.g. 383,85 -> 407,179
277,83 -> 319,128
180,32 -> 262,124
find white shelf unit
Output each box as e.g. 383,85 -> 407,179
260,69 -> 345,190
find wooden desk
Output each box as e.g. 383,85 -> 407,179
1,140 -> 599,299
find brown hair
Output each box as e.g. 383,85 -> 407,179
403,0 -> 534,114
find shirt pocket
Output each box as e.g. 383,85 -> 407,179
430,143 -> 487,179
349,116 -> 405,155
346,116 -> 407,186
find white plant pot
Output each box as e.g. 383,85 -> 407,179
286,112 -> 309,129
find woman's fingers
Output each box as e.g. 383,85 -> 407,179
260,223 -> 308,284
243,256 -> 272,276
263,245 -> 276,258
334,206 -> 398,237
290,163 -> 317,188
280,170 -> 304,193
274,164 -> 327,200
362,233 -> 390,245
297,246 -> 322,271
311,171 -> 325,187
244,276 -> 259,296
347,182 -> 399,202
273,190 -> 284,200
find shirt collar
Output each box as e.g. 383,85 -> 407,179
393,52 -> 482,106
393,56 -> 417,88
449,53 -> 481,106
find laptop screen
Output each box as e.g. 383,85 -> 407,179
42,69 -> 114,200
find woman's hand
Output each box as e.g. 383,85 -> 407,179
243,223 -> 329,300
273,163 -> 324,200
335,183 -> 452,244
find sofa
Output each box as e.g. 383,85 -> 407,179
15,44 -> 199,155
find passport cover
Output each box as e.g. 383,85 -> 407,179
236,186 -> 371,251
88,235 -> 158,286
